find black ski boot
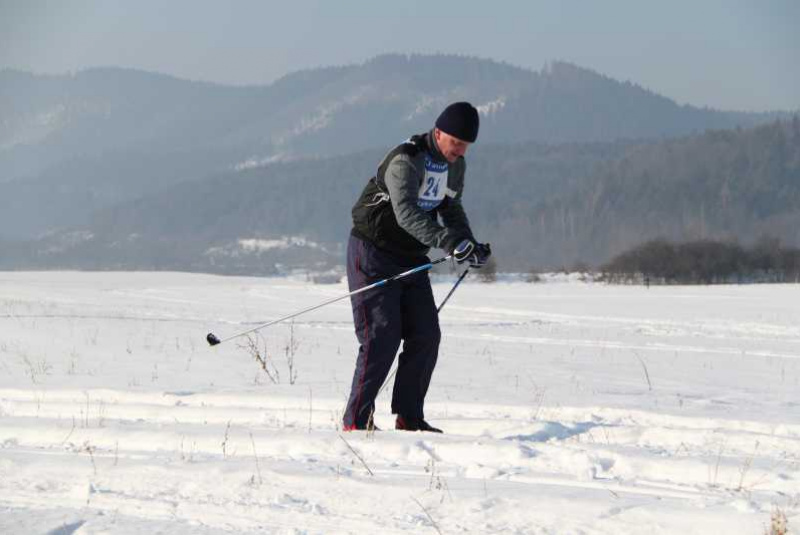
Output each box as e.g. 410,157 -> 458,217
395,416 -> 443,433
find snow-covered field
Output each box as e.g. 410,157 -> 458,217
1,271 -> 798,534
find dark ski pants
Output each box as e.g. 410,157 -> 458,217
343,235 -> 441,429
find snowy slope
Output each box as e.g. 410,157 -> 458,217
0,272 -> 798,534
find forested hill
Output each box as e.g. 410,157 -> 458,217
5,118 -> 797,273
498,118 -> 800,269
1,54 -> 783,184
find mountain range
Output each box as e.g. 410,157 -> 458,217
1,54 -> 796,273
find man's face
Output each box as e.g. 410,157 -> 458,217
434,128 -> 471,163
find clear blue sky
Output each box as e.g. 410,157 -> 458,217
1,0 -> 797,111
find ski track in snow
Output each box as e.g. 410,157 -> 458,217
0,272 -> 799,534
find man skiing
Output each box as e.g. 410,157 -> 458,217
343,102 -> 491,433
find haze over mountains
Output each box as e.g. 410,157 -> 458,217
1,54 -> 797,273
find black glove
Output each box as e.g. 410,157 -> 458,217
453,239 -> 492,268
471,242 -> 492,268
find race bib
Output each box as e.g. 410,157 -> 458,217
417,156 -> 448,211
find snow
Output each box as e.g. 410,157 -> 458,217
405,96 -> 447,121
0,271 -> 798,534
204,236 -> 328,260
234,154 -> 288,172
0,105 -> 68,150
41,231 -> 96,254
475,98 -> 506,116
274,86 -> 375,146
238,237 -> 322,253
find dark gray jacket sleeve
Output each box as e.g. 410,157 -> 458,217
438,158 -> 474,243
383,154 -> 455,250
383,154 -> 473,251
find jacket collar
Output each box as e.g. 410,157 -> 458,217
425,129 -> 448,163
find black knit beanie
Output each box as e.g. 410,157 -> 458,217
435,102 -> 480,143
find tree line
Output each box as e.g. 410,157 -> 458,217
600,237 -> 800,284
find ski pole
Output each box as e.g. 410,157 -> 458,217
206,255 -> 452,346
437,267 -> 469,313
